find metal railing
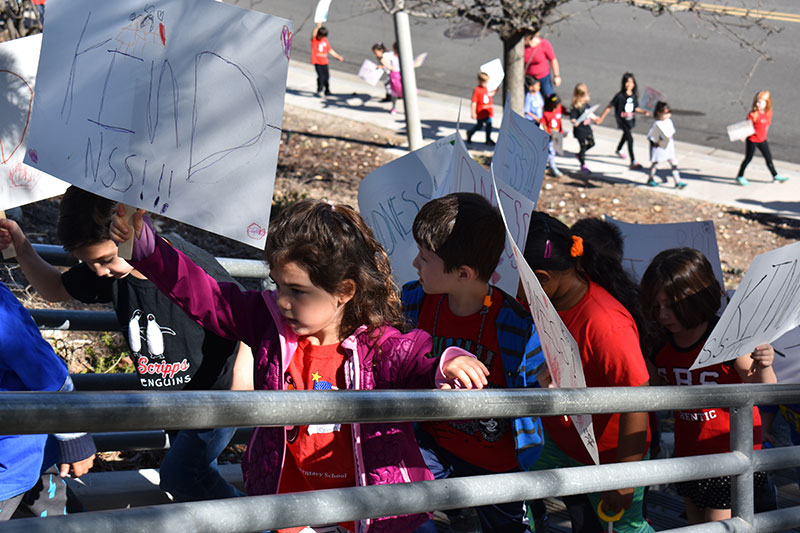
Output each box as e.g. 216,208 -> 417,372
1,384 -> 800,532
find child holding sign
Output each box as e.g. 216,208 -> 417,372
311,22 -> 344,97
111,199 -> 486,533
522,212 -> 652,533
570,83 -> 599,174
402,193 -> 544,533
646,101 -> 686,189
640,247 -> 776,525
734,91 -> 788,186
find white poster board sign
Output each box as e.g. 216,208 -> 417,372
24,0 -> 291,247
314,0 -> 332,23
493,176 -> 598,465
358,135 -> 454,288
0,35 -> 68,210
691,241 -> 800,370
772,327 -> 800,384
479,58 -> 504,92
357,58 -> 383,86
574,104 -> 599,126
641,86 -> 664,114
492,102 -> 550,205
434,136 -> 533,295
608,217 -> 724,288
727,120 -> 755,142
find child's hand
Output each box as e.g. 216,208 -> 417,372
537,365 -> 555,389
109,205 -> 146,243
592,116 -> 601,124
0,218 -> 27,251
751,344 -> 774,369
59,454 -> 95,478
583,119 -> 591,126
440,355 -> 489,390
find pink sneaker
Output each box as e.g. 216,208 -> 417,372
580,165 -> 591,174
615,151 -> 627,160
390,108 -> 397,115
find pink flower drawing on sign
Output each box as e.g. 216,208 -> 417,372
9,162 -> 40,190
247,223 -> 267,240
280,25 -> 292,60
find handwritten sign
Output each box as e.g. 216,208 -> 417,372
358,58 -> 383,86
24,0 -> 290,247
479,58 -> 504,93
641,86 -> 664,114
691,241 -> 800,370
727,120 -> 755,142
607,217 -> 724,288
493,175 -> 598,465
358,135 -> 454,287
772,327 -> 800,384
0,35 -> 68,211
492,102 -> 550,205
434,136 -> 533,294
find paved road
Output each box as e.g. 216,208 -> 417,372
232,0 -> 799,166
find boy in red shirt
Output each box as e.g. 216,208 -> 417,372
311,22 -> 343,97
466,72 -> 496,147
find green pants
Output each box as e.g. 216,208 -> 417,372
528,434 -> 653,533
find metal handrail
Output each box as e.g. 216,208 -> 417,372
1,384 -> 799,531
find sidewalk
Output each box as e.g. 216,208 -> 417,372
285,60 -> 800,220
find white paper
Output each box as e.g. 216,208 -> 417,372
358,136 -> 455,288
479,58 -> 504,93
771,327 -> 800,384
24,0 -> 291,247
574,104 -> 599,126
492,102 -> 550,205
433,136 -> 532,295
492,175 -> 599,465
691,241 -> 800,370
413,52 -> 427,68
314,0 -> 332,23
607,217 -> 724,289
357,58 -> 383,86
0,35 -> 68,210
641,86 -> 664,114
727,120 -> 755,142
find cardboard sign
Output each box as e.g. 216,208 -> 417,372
479,58 -> 504,93
691,241 -> 800,370
641,86 -> 664,114
24,0 -> 290,247
727,120 -> 755,142
0,35 -> 68,211
771,327 -> 800,384
314,0 -> 332,23
492,102 -> 550,205
608,217 -> 724,288
358,135 -> 454,288
574,104 -> 599,126
358,58 -> 383,86
493,175 -> 599,465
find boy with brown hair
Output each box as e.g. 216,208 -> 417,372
402,192 -> 544,532
466,72 -> 497,146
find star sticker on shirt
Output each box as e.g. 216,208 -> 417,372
311,371 -> 322,383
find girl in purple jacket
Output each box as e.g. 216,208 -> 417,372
112,199 -> 487,532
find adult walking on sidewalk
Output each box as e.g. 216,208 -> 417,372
735,91 -> 788,186
523,31 -> 561,97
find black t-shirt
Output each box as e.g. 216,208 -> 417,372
610,91 -> 638,128
62,234 -> 239,391
570,104 -> 593,140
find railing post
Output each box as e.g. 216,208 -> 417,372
730,400 -> 754,525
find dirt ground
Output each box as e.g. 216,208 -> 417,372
2,102 -> 798,470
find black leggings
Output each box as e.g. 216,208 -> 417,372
737,139 -> 777,177
616,122 -> 635,160
577,134 -> 595,165
314,64 -> 330,94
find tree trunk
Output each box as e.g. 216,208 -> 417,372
502,32 -> 525,114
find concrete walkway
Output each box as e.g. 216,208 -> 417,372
285,61 -> 800,220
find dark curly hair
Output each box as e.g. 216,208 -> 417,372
264,199 -> 405,339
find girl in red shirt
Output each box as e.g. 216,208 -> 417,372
640,248 -> 776,524
521,213 -> 652,533
735,90 -> 788,185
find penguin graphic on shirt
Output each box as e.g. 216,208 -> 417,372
127,309 -> 176,360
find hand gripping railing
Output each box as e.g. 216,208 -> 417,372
2,384 -> 800,532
